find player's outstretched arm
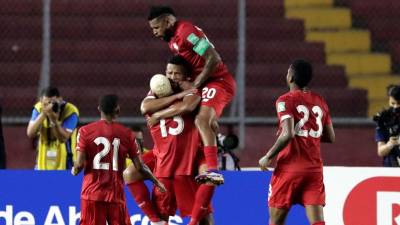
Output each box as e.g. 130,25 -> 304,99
147,95 -> 201,126
259,118 -> 294,170
140,89 -> 195,115
193,46 -> 221,88
71,150 -> 86,175
132,156 -> 166,193
321,124 -> 335,143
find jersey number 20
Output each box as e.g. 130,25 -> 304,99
93,137 -> 120,171
295,105 -> 323,138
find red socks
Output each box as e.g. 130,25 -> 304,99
204,146 -> 218,170
189,184 -> 215,225
127,181 -> 160,222
313,222 -> 325,225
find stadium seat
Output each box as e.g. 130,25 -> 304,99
247,41 -> 325,64
327,53 -> 391,75
0,16 -> 42,39
0,63 -> 40,86
246,87 -> 368,117
350,75 -> 400,115
246,0 -> 285,18
247,18 -> 305,41
284,0 -> 333,8
286,8 -> 351,30
306,30 -> 370,53
246,64 -> 348,88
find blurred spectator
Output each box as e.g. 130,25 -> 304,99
374,85 -> 400,167
26,87 -> 79,170
0,102 -> 5,169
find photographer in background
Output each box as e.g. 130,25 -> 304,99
27,87 -> 79,170
374,85 -> 400,167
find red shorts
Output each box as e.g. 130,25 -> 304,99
80,199 -> 132,225
201,75 -> 236,117
141,150 -> 156,172
152,176 -> 211,217
268,171 -> 325,209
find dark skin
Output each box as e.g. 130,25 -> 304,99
258,65 -> 335,225
149,14 -> 222,156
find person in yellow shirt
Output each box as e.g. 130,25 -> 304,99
27,87 -> 79,170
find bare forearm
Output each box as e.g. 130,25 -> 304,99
141,95 -> 179,115
51,123 -> 71,143
154,103 -> 188,119
194,55 -> 219,88
27,114 -> 46,138
139,164 -> 158,183
266,135 -> 292,160
378,142 -> 395,157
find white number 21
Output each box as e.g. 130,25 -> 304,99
93,137 -> 120,171
294,105 -> 323,138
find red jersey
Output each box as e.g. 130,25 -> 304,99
275,90 -> 332,173
76,120 -> 138,203
168,20 -> 232,81
145,91 -> 201,177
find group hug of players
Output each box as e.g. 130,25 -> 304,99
70,5 -> 335,225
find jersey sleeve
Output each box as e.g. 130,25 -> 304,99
76,127 -> 88,152
275,96 -> 294,122
176,23 -> 212,57
62,113 -> 79,133
375,127 -> 388,142
30,108 -> 40,122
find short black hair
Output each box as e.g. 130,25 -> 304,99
99,94 -> 119,115
387,85 -> 400,101
148,6 -> 175,20
41,87 -> 60,98
131,126 -> 143,132
168,55 -> 191,75
290,59 -> 313,88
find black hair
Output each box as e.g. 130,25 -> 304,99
290,59 -> 313,88
168,55 -> 191,75
41,87 -> 60,98
131,126 -> 143,132
148,6 -> 175,20
387,85 -> 400,101
99,94 -> 119,115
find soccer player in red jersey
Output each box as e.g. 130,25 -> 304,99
71,94 -> 164,225
258,59 -> 335,225
147,6 -> 236,185
125,55 -> 215,225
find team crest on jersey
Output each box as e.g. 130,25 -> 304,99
277,102 -> 286,112
173,43 -> 179,51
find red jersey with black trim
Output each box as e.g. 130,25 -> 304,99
145,90 -> 201,177
275,90 -> 332,173
168,20 -> 232,81
76,120 -> 138,203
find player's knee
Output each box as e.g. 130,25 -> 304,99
195,115 -> 209,129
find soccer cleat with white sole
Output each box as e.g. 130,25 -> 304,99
195,170 -> 224,185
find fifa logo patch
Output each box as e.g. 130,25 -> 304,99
277,102 -> 286,112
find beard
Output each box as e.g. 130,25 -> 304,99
162,28 -> 174,42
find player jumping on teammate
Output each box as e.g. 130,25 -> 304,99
148,6 -> 236,185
